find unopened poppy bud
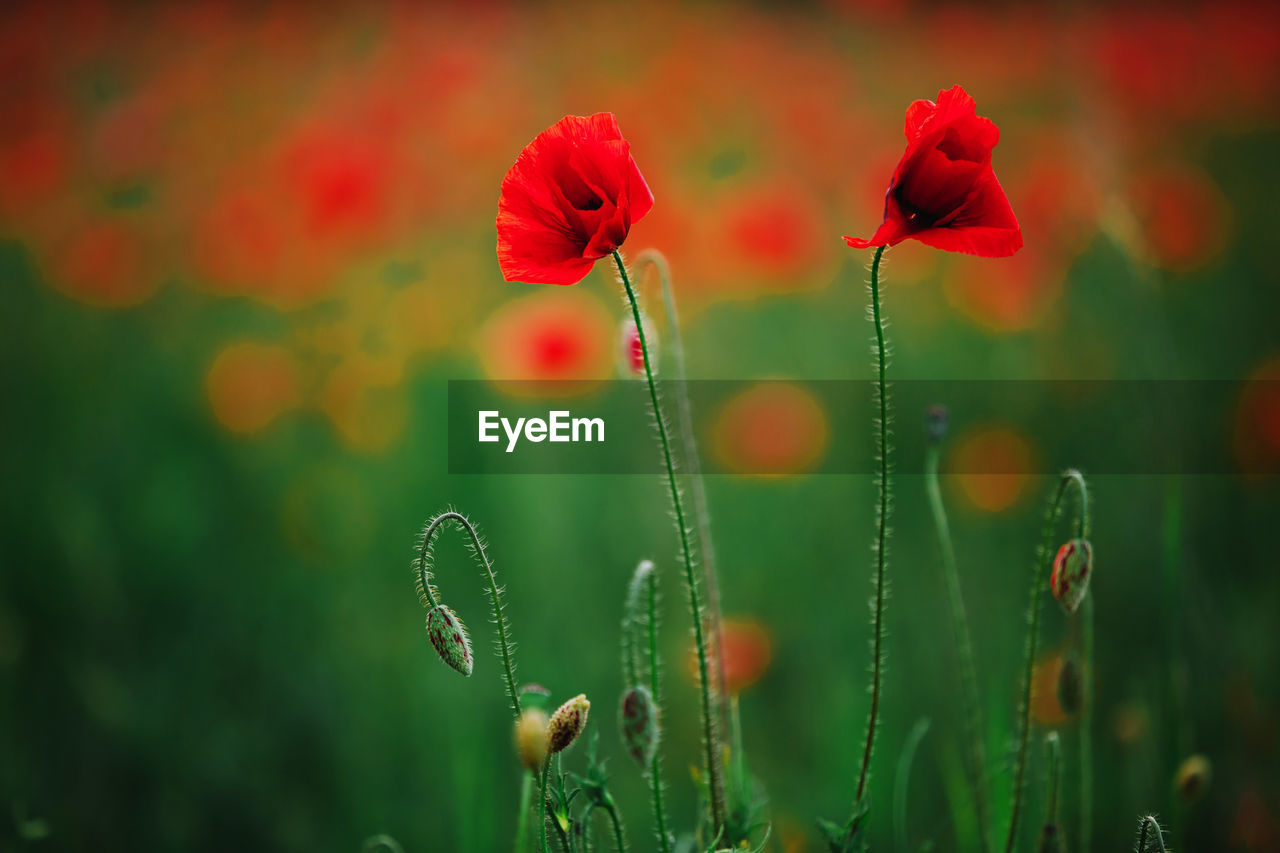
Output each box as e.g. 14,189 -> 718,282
547,694 -> 590,754
1056,655 -> 1083,716
425,604 -> 473,677
619,685 -> 659,767
514,707 -> 550,771
1050,538 -> 1093,614
1174,754 -> 1212,802
619,317 -> 656,377
924,404 -> 949,444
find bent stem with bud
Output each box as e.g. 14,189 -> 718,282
924,406 -> 992,852
1004,470 -> 1090,853
416,510 -> 522,721
613,250 -> 727,834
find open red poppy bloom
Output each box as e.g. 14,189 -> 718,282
846,85 -> 1022,257
497,113 -> 654,285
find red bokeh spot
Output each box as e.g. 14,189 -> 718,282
713,383 -> 829,476
478,289 -> 614,390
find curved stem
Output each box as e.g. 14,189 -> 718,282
632,249 -> 729,715
416,510 -> 522,720
613,250 -> 726,834
1137,816 -> 1167,853
855,244 -> 890,807
604,803 -> 627,853
516,768 -> 533,853
925,443 -> 992,852
1004,470 -> 1090,853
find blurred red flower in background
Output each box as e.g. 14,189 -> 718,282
845,85 -> 1022,257
497,113 -> 653,285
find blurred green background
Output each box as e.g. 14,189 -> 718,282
2,1 -> 1279,851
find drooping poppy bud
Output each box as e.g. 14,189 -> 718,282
618,316 -> 656,377
425,604 -> 473,677
514,707 -> 550,771
619,685 -> 659,767
547,694 -> 590,754
1050,538 -> 1093,614
1174,754 -> 1212,802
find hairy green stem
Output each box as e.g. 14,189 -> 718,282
1004,470 -> 1089,853
925,441 -> 992,852
539,755 -> 552,853
603,804 -> 627,853
644,565 -> 672,853
632,249 -> 729,716
1137,816 -> 1167,852
855,244 -> 890,809
614,250 -> 726,833
416,510 -> 522,720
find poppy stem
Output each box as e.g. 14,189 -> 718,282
613,250 -> 727,837
416,510 -> 522,720
854,244 -> 890,811
631,250 -> 730,725
925,439 -> 992,853
1136,815 -> 1168,853
539,754 -> 552,853
1004,470 -> 1090,853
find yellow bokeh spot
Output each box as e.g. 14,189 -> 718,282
206,341 -> 301,434
951,424 -> 1036,512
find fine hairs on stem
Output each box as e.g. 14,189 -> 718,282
1004,470 -> 1090,853
855,244 -> 892,815
630,249 -> 730,724
1135,815 -> 1168,853
416,509 -> 522,721
613,250 -> 727,834
623,561 -> 671,853
924,407 -> 993,852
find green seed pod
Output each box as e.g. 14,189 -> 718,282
619,685 -> 659,767
514,707 -> 550,771
1050,538 -> 1093,615
547,693 -> 590,754
425,604 -> 473,677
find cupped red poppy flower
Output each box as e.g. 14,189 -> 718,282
846,85 -> 1022,257
497,113 -> 654,285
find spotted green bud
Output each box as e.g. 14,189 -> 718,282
547,694 -> 590,754
1050,538 -> 1093,614
619,685 -> 659,767
425,604 -> 473,677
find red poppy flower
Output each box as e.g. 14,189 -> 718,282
845,85 -> 1021,257
497,113 -> 654,285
